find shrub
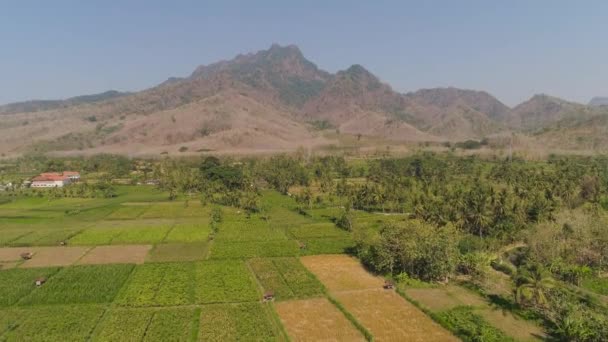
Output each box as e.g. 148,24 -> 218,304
436,306 -> 515,342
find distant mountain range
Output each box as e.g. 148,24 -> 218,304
589,97 -> 608,107
1,44 -> 607,156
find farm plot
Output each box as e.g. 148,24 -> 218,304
0,230 -> 31,246
215,219 -> 288,242
164,223 -> 210,243
194,260 -> 259,303
300,255 -> 384,292
70,225 -> 171,245
147,242 -> 209,262
140,202 -> 209,219
288,222 -> 350,239
198,303 -> 283,341
8,229 -> 79,246
144,308 -> 199,342
0,267 -> 59,306
109,225 -> 171,245
69,227 -> 124,245
1,305 -> 105,342
405,285 -> 486,311
91,308 -> 152,342
78,245 -> 152,265
334,289 -> 457,341
299,238 -> 355,255
19,264 -> 134,305
248,258 -> 324,300
19,246 -> 91,268
106,204 -> 150,220
209,240 -> 300,259
275,298 -> 365,342
115,262 -> 194,307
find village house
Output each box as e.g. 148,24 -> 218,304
30,171 -> 80,188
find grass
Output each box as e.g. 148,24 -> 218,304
435,306 -> 515,342
1,305 -> 105,342
215,218 -> 288,242
194,260 -> 259,303
300,238 -> 356,255
69,225 -> 171,245
209,240 -> 300,259
91,308 -> 153,341
106,204 -> 149,220
0,267 -> 60,306
164,223 -> 210,243
8,229 -> 78,246
248,258 -> 325,300
581,276 -> 608,296
0,230 -> 31,246
288,222 -> 350,239
144,308 -> 199,342
19,264 -> 134,305
147,242 -> 209,262
115,263 -> 194,307
199,303 -> 283,341
69,227 -> 123,245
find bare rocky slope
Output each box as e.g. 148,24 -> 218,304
0,44 -> 604,156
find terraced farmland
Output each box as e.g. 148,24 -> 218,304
0,186 -> 462,341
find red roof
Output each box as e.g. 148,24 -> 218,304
33,175 -> 68,182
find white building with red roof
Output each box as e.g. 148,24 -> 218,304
31,171 -> 79,188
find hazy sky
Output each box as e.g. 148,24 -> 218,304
1,0 -> 607,106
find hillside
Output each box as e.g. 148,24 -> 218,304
0,44 -> 604,156
0,90 -> 129,115
589,97 -> 608,107
507,94 -> 597,131
533,110 -> 608,151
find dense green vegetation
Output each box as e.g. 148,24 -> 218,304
1,152 -> 607,340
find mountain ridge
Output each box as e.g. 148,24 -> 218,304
0,44 -> 604,156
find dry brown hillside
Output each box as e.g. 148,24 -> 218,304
1,44 -> 604,156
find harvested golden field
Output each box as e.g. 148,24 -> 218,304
334,289 -> 458,342
275,298 -> 365,342
77,245 -> 152,265
300,255 -> 383,292
19,246 -> 91,268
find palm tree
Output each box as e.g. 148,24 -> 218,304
514,263 -> 555,308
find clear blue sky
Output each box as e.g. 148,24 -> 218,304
1,0 -> 607,106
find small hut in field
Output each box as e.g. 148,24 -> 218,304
383,280 -> 395,290
20,252 -> 33,260
263,291 -> 275,302
35,277 -> 47,286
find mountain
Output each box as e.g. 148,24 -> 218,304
401,88 -> 508,139
589,97 -> 608,107
507,94 -> 596,131
0,44 -> 603,156
533,109 -> 608,151
0,90 -> 129,115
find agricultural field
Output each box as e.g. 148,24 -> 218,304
199,303 -> 285,341
275,298 -> 366,341
0,184 -> 465,341
248,257 -> 325,300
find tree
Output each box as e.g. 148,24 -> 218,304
514,263 -> 555,308
356,220 -> 460,282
